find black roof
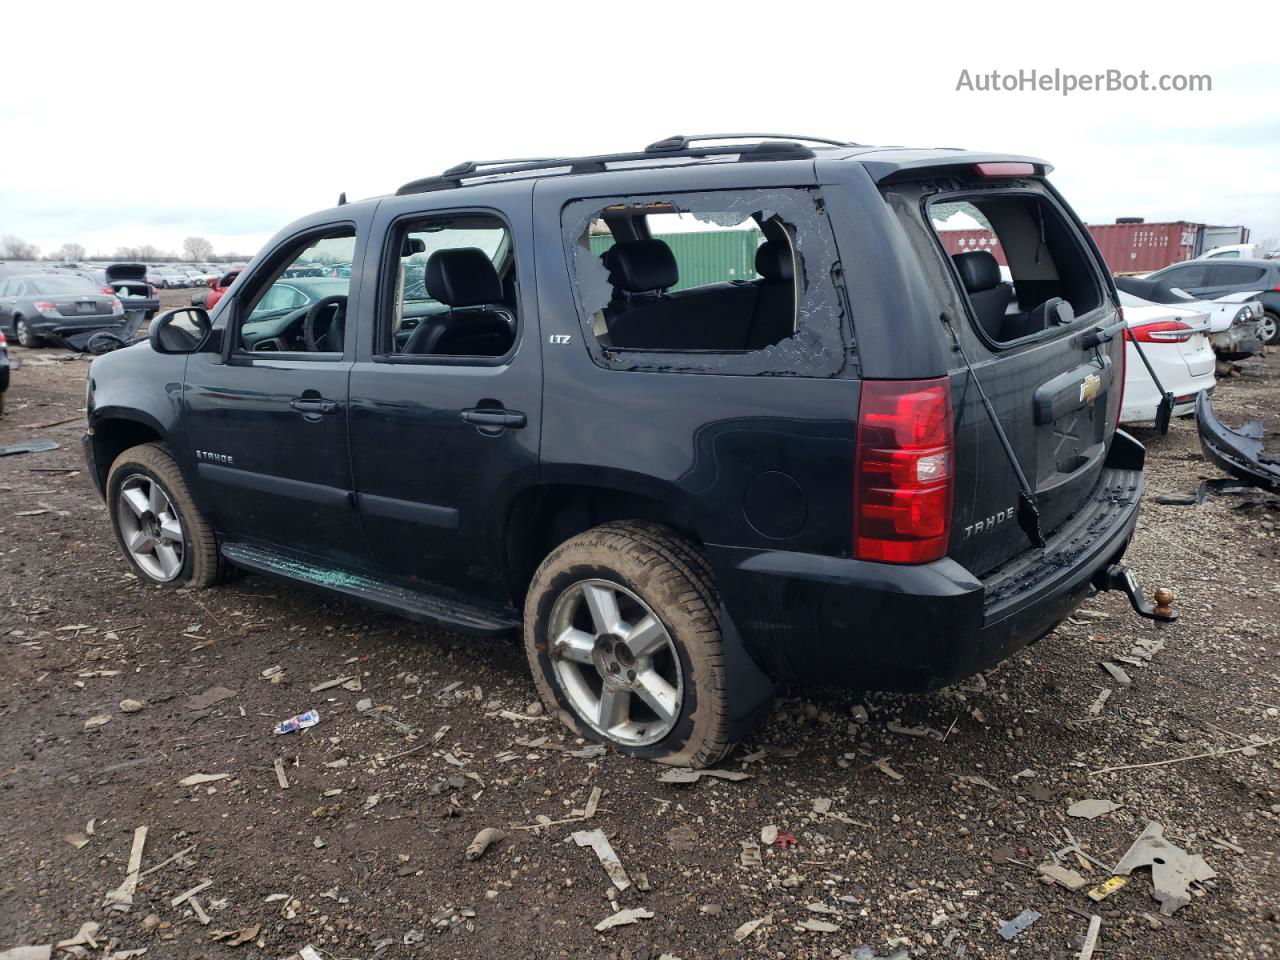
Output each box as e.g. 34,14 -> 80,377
393,133 -> 1051,197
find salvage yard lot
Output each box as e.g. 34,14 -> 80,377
1,346 -> 1277,960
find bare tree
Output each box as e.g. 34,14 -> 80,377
183,236 -> 214,261
114,246 -> 143,261
136,244 -> 174,261
51,242 -> 87,261
1,235 -> 40,260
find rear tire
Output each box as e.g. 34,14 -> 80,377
14,317 -> 38,348
1260,310 -> 1279,347
523,521 -> 733,767
106,442 -> 229,588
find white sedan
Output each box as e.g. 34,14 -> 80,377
1120,302 -> 1216,425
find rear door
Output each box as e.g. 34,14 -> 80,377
895,181 -> 1124,576
346,184 -> 541,606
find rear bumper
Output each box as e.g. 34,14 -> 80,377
1210,322 -> 1263,359
30,315 -> 125,335
711,433 -> 1146,690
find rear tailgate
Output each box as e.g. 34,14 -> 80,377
881,173 -> 1124,578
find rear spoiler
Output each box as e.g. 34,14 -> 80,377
862,152 -> 1052,184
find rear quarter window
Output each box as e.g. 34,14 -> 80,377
561,187 -> 851,377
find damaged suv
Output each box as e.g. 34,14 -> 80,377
83,134 -> 1173,767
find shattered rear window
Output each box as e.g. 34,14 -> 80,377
561,188 -> 852,377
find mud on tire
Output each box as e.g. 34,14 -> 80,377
523,521 -> 733,768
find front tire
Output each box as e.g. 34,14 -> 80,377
1260,311 -> 1279,347
523,522 -> 733,767
106,443 -> 227,588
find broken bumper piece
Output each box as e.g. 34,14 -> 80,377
1196,390 -> 1280,493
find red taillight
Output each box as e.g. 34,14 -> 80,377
1124,320 -> 1194,343
974,161 -> 1036,178
33,300 -> 58,314
0,330 -> 7,346
854,378 -> 954,564
111,298 -> 122,311
100,285 -> 114,295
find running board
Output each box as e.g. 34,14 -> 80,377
220,543 -> 520,637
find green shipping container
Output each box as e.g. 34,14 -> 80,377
589,229 -> 763,292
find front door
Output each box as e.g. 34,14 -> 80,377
347,190 -> 541,606
182,223 -> 375,569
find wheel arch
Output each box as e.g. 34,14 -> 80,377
88,411 -> 167,494
504,477 -> 704,607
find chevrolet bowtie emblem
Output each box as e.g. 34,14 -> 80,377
1079,372 -> 1101,404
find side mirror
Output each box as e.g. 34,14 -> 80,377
149,307 -> 212,354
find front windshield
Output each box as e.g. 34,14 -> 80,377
32,275 -> 97,294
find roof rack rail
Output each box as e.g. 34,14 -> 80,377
396,136 -> 846,196
644,133 -> 855,152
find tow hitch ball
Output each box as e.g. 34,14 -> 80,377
1094,564 -> 1178,623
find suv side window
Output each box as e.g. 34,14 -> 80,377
561,187 -> 848,377
1155,262 -> 1209,289
1210,263 -> 1268,286
377,213 -> 516,360
236,229 -> 356,354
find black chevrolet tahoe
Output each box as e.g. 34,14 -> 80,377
83,134 -> 1171,767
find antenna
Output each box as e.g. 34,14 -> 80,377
337,192 -> 347,206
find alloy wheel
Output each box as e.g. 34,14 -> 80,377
547,578 -> 683,746
15,319 -> 34,348
1260,313 -> 1278,346
116,474 -> 186,581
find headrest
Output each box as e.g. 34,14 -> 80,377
952,251 -> 1002,293
755,241 -> 793,281
602,239 -> 678,293
425,248 -> 503,307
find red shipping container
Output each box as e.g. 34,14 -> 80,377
1087,222 -> 1198,274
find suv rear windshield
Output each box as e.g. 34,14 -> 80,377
928,193 -> 1103,344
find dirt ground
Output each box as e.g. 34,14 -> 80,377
1,326 -> 1277,960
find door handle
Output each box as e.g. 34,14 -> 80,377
460,407 -> 526,428
290,396 -> 338,415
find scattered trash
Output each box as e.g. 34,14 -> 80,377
733,916 -> 770,942
298,947 -> 323,960
886,720 -> 944,740
54,922 -> 99,950
1113,821 -> 1216,915
760,824 -> 778,845
464,827 -> 505,862
657,767 -> 751,784
0,439 -> 59,457
137,843 -> 196,879
83,715 -> 111,730
1077,914 -> 1102,960
274,709 -> 320,735
797,918 -> 839,932
1087,688 -> 1113,716
170,879 -> 213,907
998,908 -> 1041,940
582,786 -> 602,819
1195,391 -> 1280,493
1087,875 -> 1128,902
273,758 -> 290,790
119,699 -> 145,713
0,948 -> 52,960
572,829 -> 631,890
873,758 -> 904,781
209,924 -> 259,947
261,665 -> 285,682
1038,862 -> 1089,891
1090,734 -> 1279,775
1153,477 -> 1258,506
1067,798 -> 1121,820
812,797 -> 831,815
740,840 -> 762,868
309,676 -> 355,693
178,773 -> 229,787
1100,662 -> 1132,687
186,686 -> 237,711
594,907 -> 653,932
63,833 -> 90,849
190,897 -> 212,926
102,825 -> 147,912
775,831 -> 798,850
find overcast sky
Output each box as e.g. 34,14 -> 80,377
3,1 -> 1277,259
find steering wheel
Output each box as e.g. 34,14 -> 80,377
303,295 -> 348,351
